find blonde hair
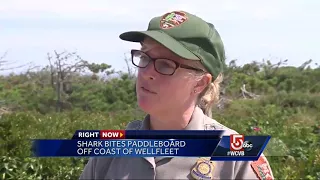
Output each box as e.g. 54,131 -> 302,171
192,62 -> 223,118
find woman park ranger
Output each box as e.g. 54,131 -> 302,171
80,10 -> 274,179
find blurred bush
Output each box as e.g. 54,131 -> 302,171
0,58 -> 319,179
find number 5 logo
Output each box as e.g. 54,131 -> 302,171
230,134 -> 244,151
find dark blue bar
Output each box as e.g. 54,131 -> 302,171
125,130 -> 224,139
32,137 -> 269,161
71,130 -> 224,140
32,139 -> 220,157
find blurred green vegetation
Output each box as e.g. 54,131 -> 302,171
0,55 -> 319,179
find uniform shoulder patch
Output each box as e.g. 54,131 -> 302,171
251,156 -> 274,180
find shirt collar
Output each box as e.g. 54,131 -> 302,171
140,106 -> 206,130
139,106 -> 208,168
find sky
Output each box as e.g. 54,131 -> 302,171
0,0 -> 319,75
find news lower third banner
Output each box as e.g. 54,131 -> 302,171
31,130 -> 271,161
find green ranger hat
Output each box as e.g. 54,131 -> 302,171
119,10 -> 226,79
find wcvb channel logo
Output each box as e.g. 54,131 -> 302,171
227,134 -> 253,156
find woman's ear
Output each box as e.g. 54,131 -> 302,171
193,73 -> 212,94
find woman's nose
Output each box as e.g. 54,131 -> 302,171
140,61 -> 157,80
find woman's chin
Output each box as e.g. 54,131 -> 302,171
137,98 -> 157,113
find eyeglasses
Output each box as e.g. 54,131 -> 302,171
131,49 -> 205,75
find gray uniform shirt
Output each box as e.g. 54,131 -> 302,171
79,107 -> 274,179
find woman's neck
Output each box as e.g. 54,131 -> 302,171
149,105 -> 195,130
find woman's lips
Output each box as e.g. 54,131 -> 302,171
141,87 -> 157,94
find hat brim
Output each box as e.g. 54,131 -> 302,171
119,30 -> 200,61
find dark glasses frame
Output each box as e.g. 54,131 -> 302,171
131,49 -> 205,75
